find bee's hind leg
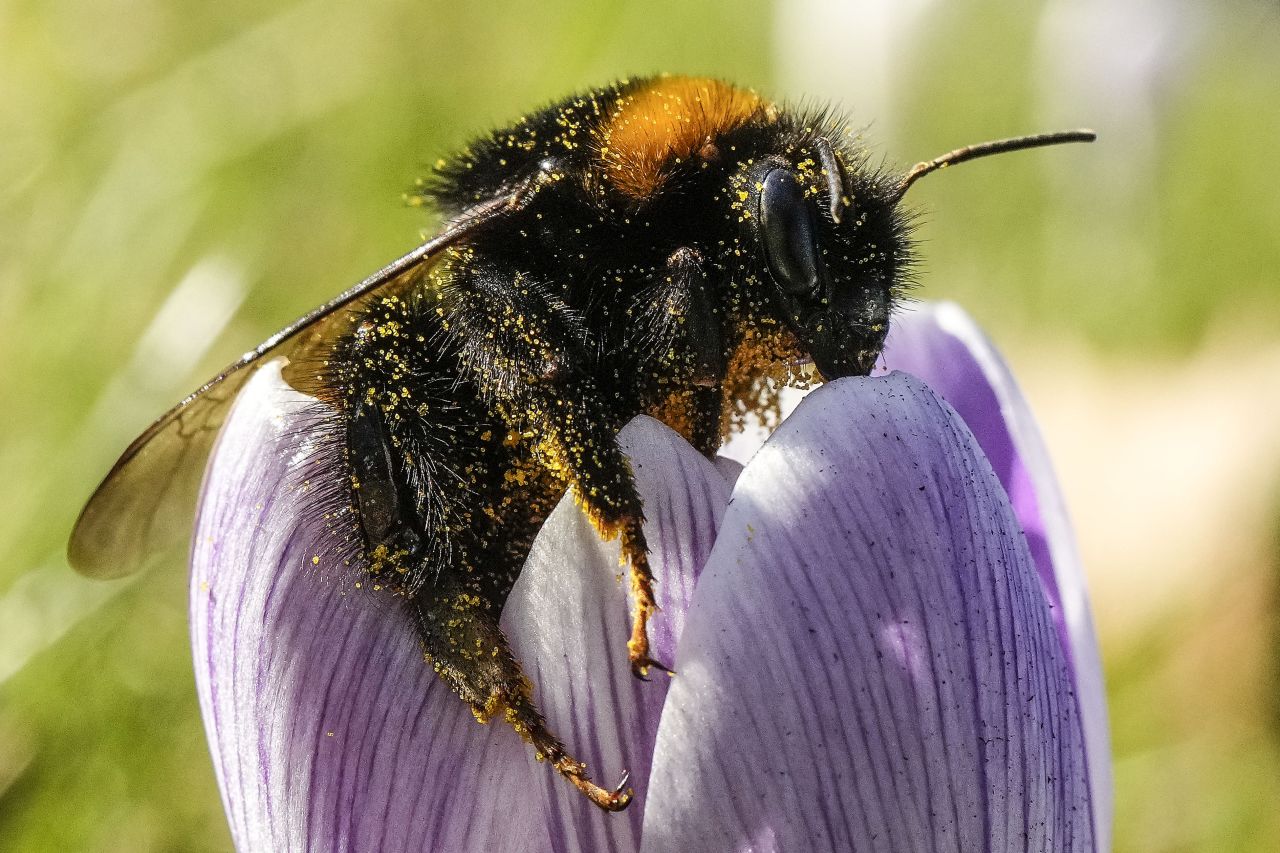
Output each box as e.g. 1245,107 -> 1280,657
410,585 -> 633,811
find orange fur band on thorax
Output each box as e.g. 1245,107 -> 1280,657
597,77 -> 771,199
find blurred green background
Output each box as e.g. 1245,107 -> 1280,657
2,0 -> 1278,849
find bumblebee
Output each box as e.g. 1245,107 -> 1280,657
69,76 -> 1092,811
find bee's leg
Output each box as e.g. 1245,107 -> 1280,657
527,391 -> 671,680
340,281 -> 635,810
443,267 -> 670,679
410,583 -> 632,810
634,245 -> 726,458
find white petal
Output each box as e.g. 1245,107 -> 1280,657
502,416 -> 732,853
641,373 -> 1094,853
191,362 -> 547,852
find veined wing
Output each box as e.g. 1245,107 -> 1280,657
68,199 -> 509,579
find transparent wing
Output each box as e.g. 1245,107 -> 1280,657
68,200 -> 508,579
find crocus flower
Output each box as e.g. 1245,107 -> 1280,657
190,301 -> 1109,852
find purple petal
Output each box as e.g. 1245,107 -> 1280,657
879,301 -> 1111,846
640,373 -> 1093,852
190,361 -> 548,853
502,416 -> 732,853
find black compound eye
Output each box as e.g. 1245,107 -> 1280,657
758,168 -> 819,295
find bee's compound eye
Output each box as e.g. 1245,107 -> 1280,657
758,168 -> 819,295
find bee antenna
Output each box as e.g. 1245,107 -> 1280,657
895,129 -> 1096,201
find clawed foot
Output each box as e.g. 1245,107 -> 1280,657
628,643 -> 674,681
620,535 -> 674,681
557,759 -> 633,811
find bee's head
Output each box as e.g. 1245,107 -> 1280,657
745,138 -> 905,380
744,128 -> 1095,380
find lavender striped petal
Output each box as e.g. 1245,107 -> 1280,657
502,416 -> 732,853
191,361 -> 548,853
640,373 -> 1094,853
879,302 -> 1111,847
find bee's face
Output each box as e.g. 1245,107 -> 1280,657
744,152 -> 902,380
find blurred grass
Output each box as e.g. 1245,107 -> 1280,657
2,0 -> 1278,849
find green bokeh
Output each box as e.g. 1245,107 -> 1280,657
2,0 -> 1277,849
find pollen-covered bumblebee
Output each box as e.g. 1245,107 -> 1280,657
69,76 -> 1092,810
